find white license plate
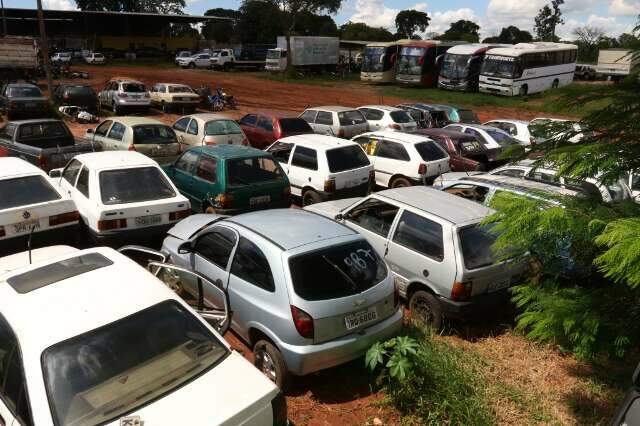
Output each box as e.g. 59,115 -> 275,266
488,279 -> 510,293
345,178 -> 362,188
250,195 -> 271,206
14,220 -> 40,234
135,214 -> 162,226
345,307 -> 378,330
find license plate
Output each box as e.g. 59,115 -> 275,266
345,178 -> 362,188
249,195 -> 271,206
135,214 -> 162,226
488,279 -> 510,293
14,220 -> 40,234
345,307 -> 378,330
153,147 -> 172,156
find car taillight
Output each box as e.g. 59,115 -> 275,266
337,128 -> 345,138
324,178 -> 336,193
291,305 -> 314,339
169,209 -> 191,221
0,226 -> 5,238
214,193 -> 234,209
418,163 -> 427,175
117,92 -> 128,98
127,144 -> 136,151
49,211 -> 80,226
271,391 -> 288,426
389,124 -> 401,130
37,154 -> 47,169
97,218 -> 127,231
451,281 -> 472,301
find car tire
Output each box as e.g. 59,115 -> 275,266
552,79 -> 559,89
302,190 -> 322,206
189,62 -> 196,69
254,340 -> 289,390
518,85 -> 528,97
390,176 -> 411,188
409,290 -> 443,330
112,102 -> 119,115
161,102 -> 170,113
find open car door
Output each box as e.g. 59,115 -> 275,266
611,362 -> 640,426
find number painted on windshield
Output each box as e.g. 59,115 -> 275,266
344,249 -> 375,271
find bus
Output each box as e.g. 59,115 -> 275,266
438,43 -> 508,92
360,40 -> 412,83
479,42 -> 578,96
395,40 -> 465,87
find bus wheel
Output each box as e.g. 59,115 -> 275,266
552,79 -> 559,89
518,85 -> 528,96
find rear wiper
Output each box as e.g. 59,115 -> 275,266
322,255 -> 358,292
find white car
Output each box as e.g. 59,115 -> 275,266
178,53 -> 212,69
266,134 -> 374,206
529,117 -> 588,144
352,131 -> 450,188
444,123 -> 521,151
84,52 -> 106,64
358,105 -> 418,132
50,152 -> 190,244
172,113 -> 248,147
51,52 -> 72,64
0,245 -> 286,426
0,158 -> 80,255
483,119 -> 535,147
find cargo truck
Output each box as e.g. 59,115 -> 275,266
595,49 -> 638,80
210,44 -> 275,71
0,36 -> 40,82
265,36 -> 339,73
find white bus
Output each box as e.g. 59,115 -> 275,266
479,42 -> 578,96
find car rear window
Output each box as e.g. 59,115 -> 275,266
326,145 -> 370,173
458,110 -> 480,124
390,111 -> 413,124
18,122 -> 69,140
67,86 -> 94,96
459,224 -> 500,270
121,83 -> 146,92
0,175 -> 61,210
458,139 -> 483,153
278,118 -> 312,133
168,85 -> 193,93
338,110 -> 366,126
486,129 -> 519,147
100,167 -> 176,205
204,120 -> 242,136
414,141 -> 447,161
8,86 -> 42,97
132,125 -> 177,145
289,240 -> 387,301
227,156 -> 284,186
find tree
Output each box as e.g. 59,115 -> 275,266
483,26 -> 533,44
573,25 -> 605,63
395,9 -> 430,39
438,19 -> 480,43
534,2 -> 563,42
619,33 -> 640,49
236,0 -> 283,44
339,21 -> 395,42
201,8 -> 240,43
75,0 -> 185,13
294,12 -> 338,37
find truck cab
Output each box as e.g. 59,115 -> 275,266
210,49 -> 235,70
266,48 -> 286,72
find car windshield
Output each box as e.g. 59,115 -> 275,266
338,110 -> 366,126
8,86 -> 42,97
361,47 -> 385,73
122,83 -> 146,93
279,118 -> 312,133
204,120 -> 242,136
289,240 -> 387,301
0,175 -> 60,210
486,129 -> 519,147
458,110 -> 480,124
414,141 -> 447,161
459,223 -> 501,270
100,167 -> 176,205
132,125 -> 177,145
68,86 -> 95,96
440,54 -> 471,79
390,111 -> 413,124
42,301 -> 228,426
168,85 -> 193,93
227,156 -> 284,186
481,55 -> 519,78
326,145 -> 370,173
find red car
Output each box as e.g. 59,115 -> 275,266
239,113 -> 313,149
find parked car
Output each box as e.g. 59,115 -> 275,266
529,117 -> 589,144
49,151 -> 190,243
444,123 -> 521,151
352,131 -> 450,188
162,209 -> 402,388
84,51 -> 106,64
50,51 -> 71,64
395,103 -> 451,128
574,63 -> 597,80
357,105 -> 418,132
175,50 -> 192,65
52,84 -> 99,113
304,186 -> 525,329
150,83 -> 200,113
0,119 -> 98,172
483,119 -> 535,148
164,145 -> 291,214
0,158 -> 79,255
239,113 -> 313,149
172,113 -> 248,148
414,128 -> 500,171
0,244 -> 286,425
0,83 -> 49,120
178,52 -> 212,69
266,134 -> 374,206
431,104 -> 480,124
97,78 -> 150,114
85,117 -> 181,165
299,106 -> 368,138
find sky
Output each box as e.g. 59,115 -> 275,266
4,0 -> 639,40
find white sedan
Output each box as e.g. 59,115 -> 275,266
0,157 -> 79,255
50,151 -> 190,244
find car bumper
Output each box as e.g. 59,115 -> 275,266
280,308 -> 403,376
90,222 -> 176,245
438,288 -> 512,320
0,224 -> 80,256
317,182 -> 371,201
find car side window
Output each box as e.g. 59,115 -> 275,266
94,120 -> 113,137
376,141 -> 410,161
362,109 -> 384,120
346,198 -> 400,237
0,314 -> 32,426
494,169 -> 525,178
299,110 -> 317,123
173,117 -> 191,132
464,128 -> 488,145
195,156 -> 217,183
107,122 -> 126,141
443,183 -> 490,203
291,146 -> 318,170
268,141 -> 293,163
257,116 -> 274,132
353,136 -> 380,156
174,150 -> 199,174
76,166 -> 90,198
315,111 -> 333,126
240,114 -> 257,126
1,123 -> 16,139
392,210 -> 444,261
187,119 -> 199,136
230,237 -> 275,292
62,159 -> 83,185
195,227 -> 238,269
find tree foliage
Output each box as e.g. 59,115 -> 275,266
75,0 -> 185,13
201,8 -> 240,43
438,19 -> 480,43
534,2 -> 563,42
338,21 -> 395,41
395,9 -> 431,39
236,0 -> 283,44
483,26 -> 533,44
573,25 -> 605,63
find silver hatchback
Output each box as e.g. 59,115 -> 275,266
161,209 -> 402,388
98,78 -> 151,115
299,106 -> 369,139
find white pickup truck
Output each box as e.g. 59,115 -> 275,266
210,45 -> 272,71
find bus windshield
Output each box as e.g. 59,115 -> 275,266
362,47 -> 386,73
398,47 -> 427,76
481,55 -> 521,78
440,54 -> 471,79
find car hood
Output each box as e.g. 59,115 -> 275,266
304,197 -> 361,218
166,213 -> 228,241
433,171 -> 484,188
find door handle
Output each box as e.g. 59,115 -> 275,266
215,278 -> 223,288
384,245 -> 389,256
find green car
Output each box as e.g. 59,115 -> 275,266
163,145 -> 291,214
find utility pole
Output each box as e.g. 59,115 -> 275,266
36,0 -> 54,96
1,0 -> 7,36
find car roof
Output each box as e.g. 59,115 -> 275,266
359,105 -> 402,112
227,209 -> 357,250
360,131 -> 431,144
112,116 -> 164,126
189,145 -> 269,159
74,151 -> 158,169
278,134 -> 358,149
485,119 -> 529,125
186,113 -> 235,122
416,128 -> 475,139
458,174 -> 580,196
307,106 -> 357,112
0,157 -> 44,178
376,187 -> 493,224
0,247 -> 177,353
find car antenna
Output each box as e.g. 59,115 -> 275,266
27,224 -> 36,265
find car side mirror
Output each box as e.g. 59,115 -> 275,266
178,241 -> 193,255
86,128 -> 94,134
335,213 -> 344,221
48,168 -> 63,179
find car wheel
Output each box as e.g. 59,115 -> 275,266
518,85 -> 528,97
161,102 -> 170,113
189,62 -> 196,69
409,290 -> 442,330
552,79 -> 559,89
254,340 -> 289,390
112,102 -> 119,115
390,176 -> 411,188
302,190 -> 322,206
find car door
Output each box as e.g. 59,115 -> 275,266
89,119 -> 113,148
104,121 -> 127,151
299,110 -> 318,133
371,139 -> 411,187
256,115 -> 275,147
0,314 -> 32,426
72,165 -> 94,225
169,150 -> 200,206
58,158 -> 83,198
288,145 -> 319,197
239,114 -> 258,144
172,116 -> 192,147
190,154 -> 222,211
340,197 -> 401,258
314,111 -> 334,135
184,118 -> 201,146
196,54 -> 210,67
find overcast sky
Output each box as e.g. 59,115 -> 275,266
6,0 -> 639,39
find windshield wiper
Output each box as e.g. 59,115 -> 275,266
322,255 -> 358,293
